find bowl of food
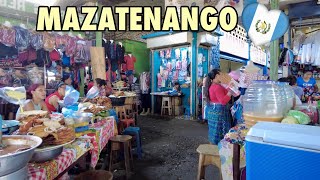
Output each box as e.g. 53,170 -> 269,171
0,135 -> 42,176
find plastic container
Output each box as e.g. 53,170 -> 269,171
276,82 -> 294,112
242,80 -> 286,127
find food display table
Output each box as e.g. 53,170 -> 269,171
27,118 -> 115,180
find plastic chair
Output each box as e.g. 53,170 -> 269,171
123,126 -> 142,159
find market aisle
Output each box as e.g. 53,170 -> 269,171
113,115 -> 219,180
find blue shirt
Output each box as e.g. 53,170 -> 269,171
297,77 -> 317,96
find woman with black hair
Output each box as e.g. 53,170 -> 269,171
205,69 -> 232,144
297,70 -> 318,102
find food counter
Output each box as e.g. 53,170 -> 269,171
27,117 -> 115,180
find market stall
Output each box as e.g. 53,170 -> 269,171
142,31 -> 217,117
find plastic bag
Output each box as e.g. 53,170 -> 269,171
0,86 -> 26,105
64,85 -> 80,106
287,110 -> 311,125
86,86 -> 99,99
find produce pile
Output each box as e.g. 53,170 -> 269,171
17,111 -> 75,148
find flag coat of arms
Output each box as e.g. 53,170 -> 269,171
242,3 -> 289,46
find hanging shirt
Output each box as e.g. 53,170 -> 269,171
209,84 -> 230,105
124,55 -> 136,71
140,72 -> 150,94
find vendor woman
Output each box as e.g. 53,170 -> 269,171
205,69 -> 232,144
45,82 -> 66,113
297,69 -> 319,102
16,84 -> 48,118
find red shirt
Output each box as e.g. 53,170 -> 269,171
124,55 -> 136,71
45,91 -> 63,113
88,82 -> 94,91
209,84 -> 230,105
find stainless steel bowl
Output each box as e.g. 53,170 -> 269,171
0,166 -> 27,180
0,135 -> 42,176
74,112 -> 93,124
30,146 -> 63,163
30,139 -> 75,163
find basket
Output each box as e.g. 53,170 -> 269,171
75,170 -> 113,180
110,97 -> 126,106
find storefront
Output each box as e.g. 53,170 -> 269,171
142,31 -> 217,117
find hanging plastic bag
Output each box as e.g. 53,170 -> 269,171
0,86 -> 26,105
86,86 -> 100,99
64,85 -> 80,107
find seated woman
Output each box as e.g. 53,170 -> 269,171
45,82 -> 66,113
16,84 -> 48,118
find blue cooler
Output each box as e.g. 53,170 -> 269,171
246,122 -> 320,180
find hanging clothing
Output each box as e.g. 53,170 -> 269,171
30,32 -> 43,50
74,40 -> 87,63
140,72 -> 150,94
66,37 -> 77,57
0,43 -> 18,59
124,55 -> 136,71
45,91 -> 63,113
108,41 -> 117,60
157,73 -> 162,88
116,44 -> 125,63
43,32 -> 56,52
14,26 -> 30,51
0,25 -> 15,47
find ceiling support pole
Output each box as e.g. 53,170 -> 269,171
269,0 -> 280,80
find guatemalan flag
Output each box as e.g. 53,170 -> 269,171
242,3 -> 289,46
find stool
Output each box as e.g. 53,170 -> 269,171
109,135 -> 133,179
123,127 -> 142,159
120,118 -> 135,130
196,144 -> 222,180
161,97 -> 173,116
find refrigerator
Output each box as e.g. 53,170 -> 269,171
246,122 -> 320,180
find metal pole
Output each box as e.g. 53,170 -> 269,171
269,0 -> 280,80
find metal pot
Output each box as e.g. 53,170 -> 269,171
30,146 -> 63,163
0,135 -> 42,176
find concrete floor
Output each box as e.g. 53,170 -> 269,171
112,115 -> 220,180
